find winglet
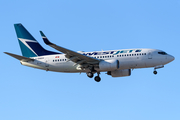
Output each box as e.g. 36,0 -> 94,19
40,31 -> 53,45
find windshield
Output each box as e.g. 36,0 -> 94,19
158,51 -> 167,55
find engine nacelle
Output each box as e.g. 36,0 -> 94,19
108,69 -> 131,77
99,59 -> 119,71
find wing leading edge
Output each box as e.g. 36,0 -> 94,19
40,31 -> 100,67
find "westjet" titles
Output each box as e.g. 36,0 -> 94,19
82,49 -> 142,56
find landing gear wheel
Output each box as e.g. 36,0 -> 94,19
87,72 -> 94,78
94,76 -> 101,82
153,70 -> 157,75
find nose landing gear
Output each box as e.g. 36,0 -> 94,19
153,65 -> 164,75
153,70 -> 157,75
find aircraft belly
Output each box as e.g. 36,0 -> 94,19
49,62 -> 80,72
21,61 -> 46,70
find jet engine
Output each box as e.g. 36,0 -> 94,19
107,69 -> 131,77
99,59 -> 119,71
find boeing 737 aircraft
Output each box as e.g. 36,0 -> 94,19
4,24 -> 175,82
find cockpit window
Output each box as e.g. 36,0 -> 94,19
158,52 -> 167,55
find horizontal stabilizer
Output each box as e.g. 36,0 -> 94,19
4,52 -> 34,61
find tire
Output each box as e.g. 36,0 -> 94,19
87,72 -> 93,78
153,71 -> 157,75
94,76 -> 101,82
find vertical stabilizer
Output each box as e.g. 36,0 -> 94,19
14,24 -> 59,57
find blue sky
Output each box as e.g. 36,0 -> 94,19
0,0 -> 180,120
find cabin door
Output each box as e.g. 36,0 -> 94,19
148,51 -> 152,59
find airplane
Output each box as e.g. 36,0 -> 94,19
4,23 -> 175,82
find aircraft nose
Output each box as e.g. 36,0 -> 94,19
168,55 -> 175,62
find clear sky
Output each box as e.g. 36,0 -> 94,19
0,0 -> 180,120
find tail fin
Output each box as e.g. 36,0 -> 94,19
14,23 -> 59,58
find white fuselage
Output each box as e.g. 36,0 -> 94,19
20,48 -> 174,73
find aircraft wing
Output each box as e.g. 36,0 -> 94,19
4,52 -> 34,61
40,31 -> 100,66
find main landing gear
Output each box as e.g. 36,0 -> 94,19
86,66 -> 101,82
94,72 -> 101,82
87,72 -> 94,78
87,72 -> 101,82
